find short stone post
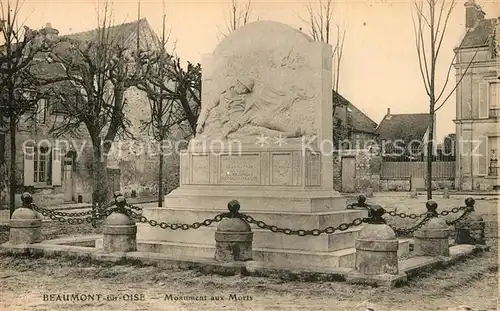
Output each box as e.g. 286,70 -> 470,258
102,195 -> 137,253
455,198 -> 485,245
8,192 -> 42,245
215,200 -> 253,262
443,188 -> 450,199
348,205 -> 406,287
413,201 -> 450,257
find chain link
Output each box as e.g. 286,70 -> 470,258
440,206 -> 464,217
125,209 -> 227,230
126,204 -> 143,212
30,204 -> 119,224
239,213 -> 369,236
445,207 -> 473,226
389,214 -> 433,235
385,205 -> 466,220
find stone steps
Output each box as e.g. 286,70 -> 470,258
136,240 -> 410,269
165,188 -> 347,212
137,223 -> 362,252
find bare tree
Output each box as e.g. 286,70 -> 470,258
135,7 -> 191,206
219,0 -> 254,37
43,2 -> 140,208
412,0 -> 479,199
299,0 -> 346,142
0,0 -> 53,217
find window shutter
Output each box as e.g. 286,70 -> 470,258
36,99 -> 44,123
478,82 -> 488,119
51,147 -> 62,186
23,146 -> 35,186
477,136 -> 488,175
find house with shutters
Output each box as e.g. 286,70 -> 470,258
3,19 -> 161,206
453,0 -> 500,191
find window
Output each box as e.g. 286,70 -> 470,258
33,147 -> 50,184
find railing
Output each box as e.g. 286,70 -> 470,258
489,166 -> 500,176
489,108 -> 500,118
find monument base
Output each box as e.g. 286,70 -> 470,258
136,190 -> 411,268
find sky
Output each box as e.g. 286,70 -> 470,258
14,0 -> 500,141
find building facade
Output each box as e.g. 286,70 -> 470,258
3,19 -> 165,206
454,1 -> 499,191
331,92 -> 380,192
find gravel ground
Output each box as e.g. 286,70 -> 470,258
0,196 -> 498,311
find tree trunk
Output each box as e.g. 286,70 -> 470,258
92,142 -> 109,208
0,132 -> 6,210
426,102 -> 434,200
158,151 -> 163,207
9,117 -> 16,217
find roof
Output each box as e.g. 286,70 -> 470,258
459,17 -> 497,48
27,18 -> 160,82
333,91 -> 378,134
376,113 -> 430,142
62,18 -> 159,48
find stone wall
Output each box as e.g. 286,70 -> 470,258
332,149 -> 380,192
379,178 -> 455,192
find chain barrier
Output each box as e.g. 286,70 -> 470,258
126,204 -> 143,212
445,207 -> 473,226
239,213 -> 370,236
30,203 -> 120,225
386,210 -> 427,219
125,209 -> 228,230
388,214 -> 433,236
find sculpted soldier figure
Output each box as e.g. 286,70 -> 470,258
196,76 -> 307,139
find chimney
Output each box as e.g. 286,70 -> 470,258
40,22 -> 59,41
387,108 -> 391,115
465,0 -> 485,29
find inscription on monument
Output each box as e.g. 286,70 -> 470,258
219,154 -> 261,185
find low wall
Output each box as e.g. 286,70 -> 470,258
380,178 -> 455,192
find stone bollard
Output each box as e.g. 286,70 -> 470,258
348,205 -> 406,286
102,195 -> 137,253
8,192 -> 42,245
413,201 -> 450,257
455,198 -> 485,245
443,188 -> 450,199
215,200 -> 253,262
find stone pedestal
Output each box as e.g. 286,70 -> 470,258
215,201 -> 253,262
347,206 -> 406,287
443,188 -> 450,199
414,217 -> 450,257
455,198 -> 485,245
8,207 -> 42,245
354,224 -> 399,275
103,212 -> 137,253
